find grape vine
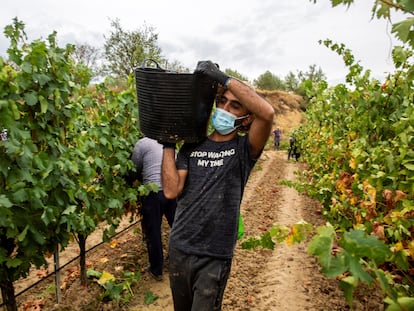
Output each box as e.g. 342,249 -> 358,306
244,1 -> 414,309
0,18 -> 142,310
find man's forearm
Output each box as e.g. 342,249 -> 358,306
227,78 -> 274,123
161,148 -> 180,199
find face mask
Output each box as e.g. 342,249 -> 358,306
212,108 -> 249,135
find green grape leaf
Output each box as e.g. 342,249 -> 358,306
385,297 -> 414,311
24,92 -> 38,106
392,18 -> 414,43
341,229 -> 391,265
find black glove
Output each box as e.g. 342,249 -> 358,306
195,60 -> 230,86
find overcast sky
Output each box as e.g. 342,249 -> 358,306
0,0 -> 405,85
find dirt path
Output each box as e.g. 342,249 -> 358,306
250,152 -> 314,310
14,149 -> 384,311
221,150 -> 349,311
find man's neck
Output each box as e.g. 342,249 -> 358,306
209,130 -> 238,142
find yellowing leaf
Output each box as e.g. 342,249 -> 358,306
349,131 -> 357,140
350,196 -> 358,205
349,157 -> 357,170
97,271 -> 115,286
336,180 -> 346,193
408,240 -> 414,259
109,239 -> 118,248
394,242 -> 404,252
285,234 -> 294,246
363,180 -> 376,202
285,222 -> 312,245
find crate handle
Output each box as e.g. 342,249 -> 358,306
139,59 -> 163,70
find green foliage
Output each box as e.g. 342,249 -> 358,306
1,18 -> 85,283
72,43 -> 101,81
241,231 -> 276,250
308,226 -> 392,305
87,268 -> 140,305
241,222 -> 312,250
297,64 -> 327,85
284,71 -> 301,93
275,1 -> 414,306
307,226 -> 339,275
224,68 -> 249,82
138,183 -> 159,196
38,284 -> 56,299
253,65 -> 326,97
0,18 -> 141,308
144,290 -> 159,305
291,0 -> 414,306
102,18 -> 163,79
385,297 -> 414,311
295,41 -> 413,302
253,70 -> 285,90
65,77 -> 140,237
165,59 -> 190,73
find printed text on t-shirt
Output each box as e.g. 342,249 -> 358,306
190,148 -> 236,167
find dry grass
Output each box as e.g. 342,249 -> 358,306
258,89 -> 305,140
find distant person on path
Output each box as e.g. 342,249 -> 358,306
273,127 -> 281,150
288,136 -> 295,160
288,136 -> 300,161
161,60 -> 275,311
131,137 -> 176,281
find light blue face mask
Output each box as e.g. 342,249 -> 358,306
211,108 -> 249,135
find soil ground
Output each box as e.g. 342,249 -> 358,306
10,148 -> 385,311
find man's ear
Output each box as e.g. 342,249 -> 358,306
243,114 -> 255,126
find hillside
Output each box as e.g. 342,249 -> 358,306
259,89 -> 305,140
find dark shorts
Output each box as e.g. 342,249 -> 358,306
168,247 -> 232,311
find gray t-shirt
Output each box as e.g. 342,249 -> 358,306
169,135 -> 256,258
131,137 -> 163,189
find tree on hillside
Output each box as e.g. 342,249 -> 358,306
102,19 -> 163,78
297,64 -> 326,84
284,71 -> 300,92
72,43 -> 102,81
225,68 -> 250,82
254,70 -> 286,90
165,59 -> 190,73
